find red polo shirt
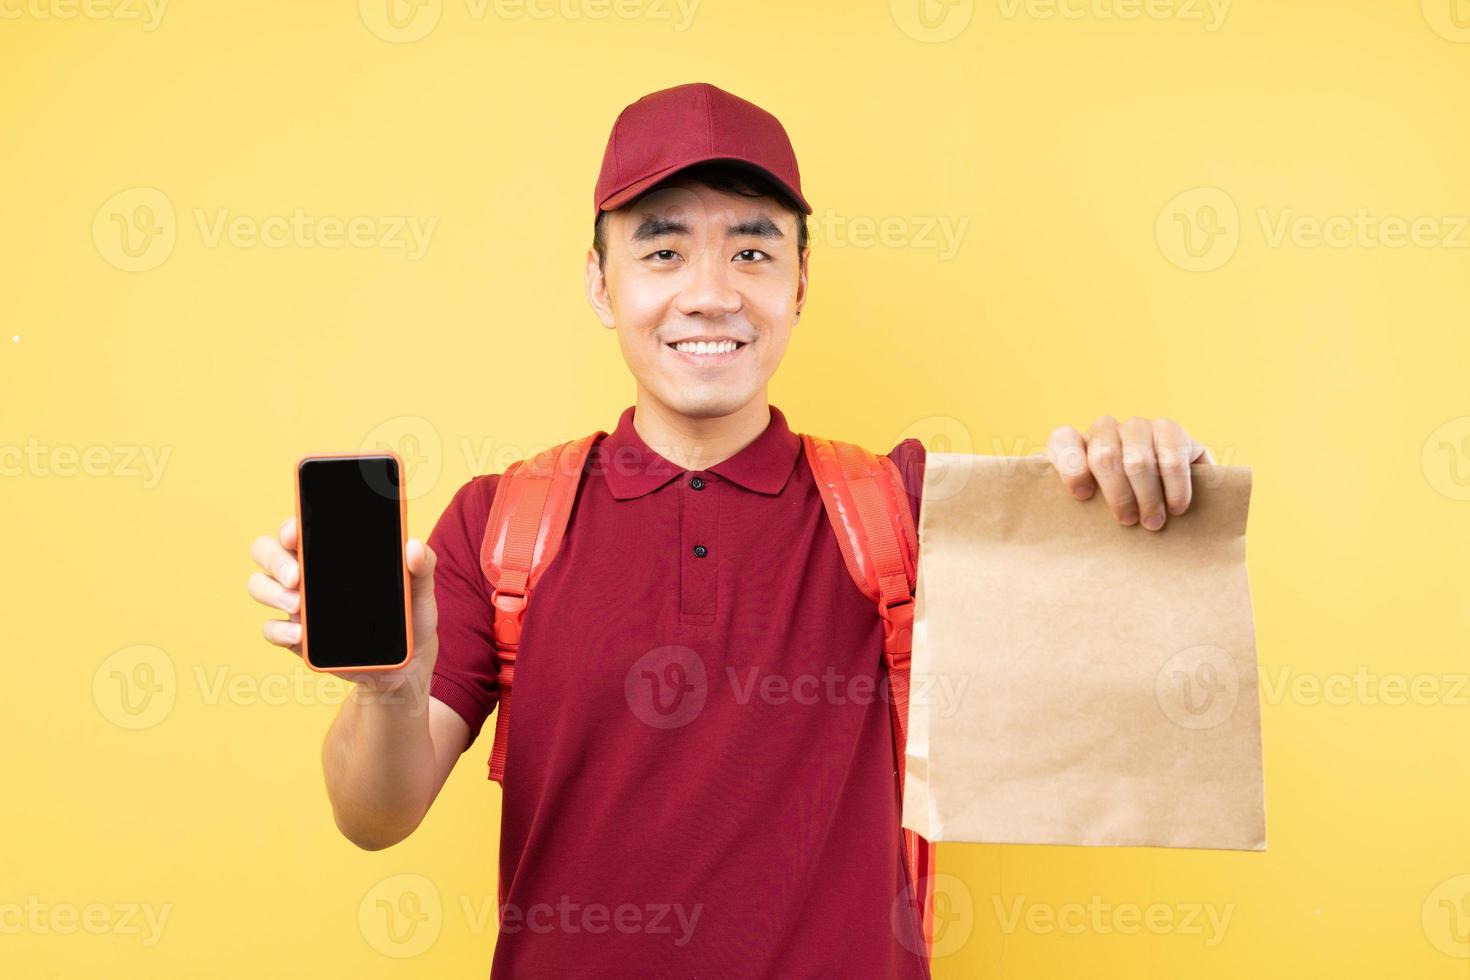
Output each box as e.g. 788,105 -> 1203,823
427,403 -> 930,979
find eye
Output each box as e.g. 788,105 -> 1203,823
735,249 -> 770,262
644,249 -> 680,262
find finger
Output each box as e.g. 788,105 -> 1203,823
1152,418 -> 1195,516
1047,426 -> 1095,500
279,516 -> 298,552
251,531 -> 299,588
1120,416 -> 1167,530
1086,415 -> 1139,525
407,539 -> 438,629
262,617 -> 302,655
247,570 -> 299,614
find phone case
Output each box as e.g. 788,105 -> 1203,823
293,451 -> 415,674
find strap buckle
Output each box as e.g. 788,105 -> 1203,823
879,596 -> 915,662
491,588 -> 528,650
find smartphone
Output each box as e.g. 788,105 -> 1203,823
294,452 -> 413,673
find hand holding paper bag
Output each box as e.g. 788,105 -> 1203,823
902,454 -> 1265,851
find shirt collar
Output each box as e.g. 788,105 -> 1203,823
599,403 -> 802,500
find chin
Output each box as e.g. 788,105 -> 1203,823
652,384 -> 756,420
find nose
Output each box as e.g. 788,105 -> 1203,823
673,249 -> 742,319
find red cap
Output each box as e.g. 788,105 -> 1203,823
593,82 -> 812,219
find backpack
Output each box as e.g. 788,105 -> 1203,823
477,428 -> 939,962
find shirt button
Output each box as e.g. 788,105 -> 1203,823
689,476 -> 705,490
692,545 -> 708,558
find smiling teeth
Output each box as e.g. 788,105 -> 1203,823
673,340 -> 741,355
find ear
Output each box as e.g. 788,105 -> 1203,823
794,247 -> 810,319
585,247 -> 616,329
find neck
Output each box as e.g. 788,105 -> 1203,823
631,393 -> 772,471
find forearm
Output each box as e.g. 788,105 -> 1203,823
321,681 -> 437,850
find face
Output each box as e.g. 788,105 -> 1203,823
585,179 -> 808,421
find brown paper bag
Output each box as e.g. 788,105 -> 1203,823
901,454 -> 1265,851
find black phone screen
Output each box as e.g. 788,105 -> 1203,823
297,455 -> 409,669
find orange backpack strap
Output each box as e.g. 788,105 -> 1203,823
479,431 -> 605,784
800,432 -> 937,963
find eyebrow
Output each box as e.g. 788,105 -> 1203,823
630,214 -> 786,242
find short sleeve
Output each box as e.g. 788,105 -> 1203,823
883,436 -> 926,534
426,473 -> 503,749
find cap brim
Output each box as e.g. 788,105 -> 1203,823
599,155 -> 812,215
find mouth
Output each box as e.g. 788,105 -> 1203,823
663,338 -> 750,365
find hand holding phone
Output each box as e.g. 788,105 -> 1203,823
247,453 -> 438,693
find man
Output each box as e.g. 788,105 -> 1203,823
248,82 -> 1213,977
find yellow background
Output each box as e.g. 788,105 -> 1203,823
3,0 -> 1467,976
